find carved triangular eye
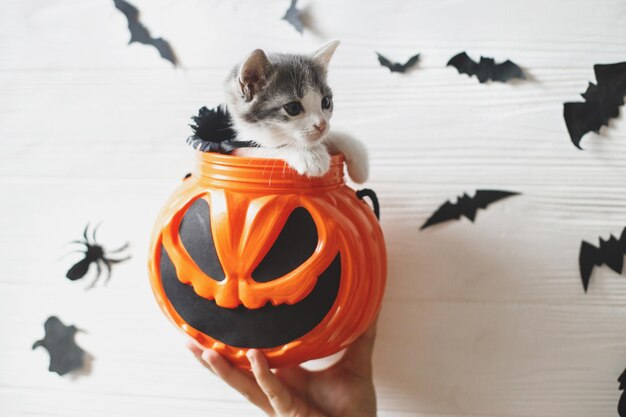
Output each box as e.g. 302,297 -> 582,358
252,207 -> 318,283
179,198 -> 225,282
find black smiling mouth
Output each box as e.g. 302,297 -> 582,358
159,246 -> 341,349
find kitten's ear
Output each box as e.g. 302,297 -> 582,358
238,49 -> 271,102
312,40 -> 340,70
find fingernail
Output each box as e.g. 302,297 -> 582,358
246,350 -> 256,365
202,352 -> 217,373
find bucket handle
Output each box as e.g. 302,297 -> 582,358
356,188 -> 380,220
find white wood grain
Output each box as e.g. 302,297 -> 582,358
1,0 -> 626,416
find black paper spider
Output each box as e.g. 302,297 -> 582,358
65,223 -> 131,289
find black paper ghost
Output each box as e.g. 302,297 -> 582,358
32,316 -> 87,376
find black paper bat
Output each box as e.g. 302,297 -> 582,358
32,316 -> 86,376
619,367 -> 626,417
421,190 -> 520,230
563,62 -> 626,149
282,0 -> 303,34
65,223 -> 131,289
113,0 -> 178,66
376,52 -> 420,73
579,227 -> 626,292
447,51 -> 525,83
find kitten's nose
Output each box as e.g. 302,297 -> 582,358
314,121 -> 327,133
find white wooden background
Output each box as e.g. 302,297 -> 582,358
2,0 -> 626,416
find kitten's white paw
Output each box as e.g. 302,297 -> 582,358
346,159 -> 369,184
325,131 -> 369,184
345,142 -> 369,183
287,147 -> 331,177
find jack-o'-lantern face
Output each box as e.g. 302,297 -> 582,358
148,154 -> 386,368
159,191 -> 343,348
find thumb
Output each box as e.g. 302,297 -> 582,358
338,315 -> 378,379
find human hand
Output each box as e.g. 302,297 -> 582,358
186,319 -> 378,417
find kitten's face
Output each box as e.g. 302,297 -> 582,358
251,77 -> 334,147
224,42 -> 339,149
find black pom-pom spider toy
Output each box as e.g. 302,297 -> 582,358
65,223 -> 131,289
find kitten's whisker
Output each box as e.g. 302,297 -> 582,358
329,135 -> 346,155
270,158 -> 279,186
260,157 -> 271,181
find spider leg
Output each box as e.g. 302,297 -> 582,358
96,259 -> 102,280
103,259 -> 113,285
67,240 -> 89,247
108,242 -> 130,254
86,261 -> 102,291
83,223 -> 90,243
105,255 -> 131,264
92,222 -> 103,244
57,249 -> 87,261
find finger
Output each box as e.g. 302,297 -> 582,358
201,350 -> 275,415
186,340 -> 214,374
247,349 -> 301,416
186,339 -> 204,357
274,365 -> 309,394
339,316 -> 379,379
187,344 -> 274,416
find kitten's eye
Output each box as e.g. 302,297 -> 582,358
321,96 -> 332,110
283,101 -> 303,116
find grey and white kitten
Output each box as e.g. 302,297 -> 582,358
224,41 -> 368,183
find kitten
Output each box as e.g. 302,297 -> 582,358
223,41 -> 369,183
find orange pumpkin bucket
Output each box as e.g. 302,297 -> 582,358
148,151 -> 386,368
